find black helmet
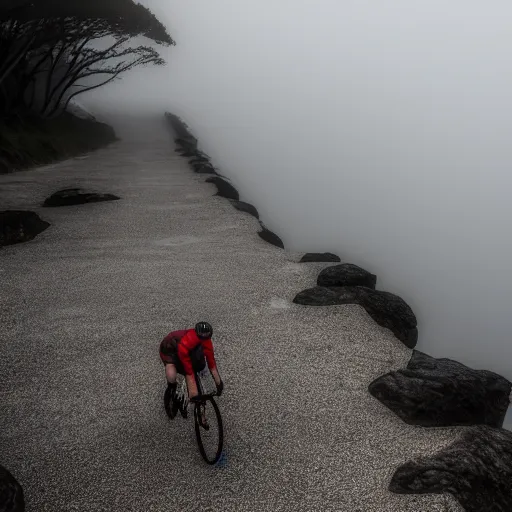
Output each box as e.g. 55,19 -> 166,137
195,321 -> 213,339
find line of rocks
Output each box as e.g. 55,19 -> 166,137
165,112 -> 285,250
164,112 -> 512,511
1,189 -> 120,248
293,263 -> 418,348
294,252 -> 512,510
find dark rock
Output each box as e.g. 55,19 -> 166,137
205,177 -> 239,201
165,111 -> 198,150
174,137 -> 197,151
300,252 -> 341,263
293,285 -> 359,306
293,285 -> 417,347
0,464 -> 25,511
362,289 -> 417,348
212,169 -> 228,179
194,150 -> 211,160
229,200 -> 259,219
0,210 -> 50,247
43,188 -> 120,207
192,163 -> 215,174
369,351 -> 512,427
189,158 -> 210,166
390,425 -> 512,512
179,151 -> 196,158
317,263 -> 377,289
258,222 -> 284,249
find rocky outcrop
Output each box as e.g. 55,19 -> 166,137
166,113 -> 279,247
205,177 -> 239,201
43,188 -> 120,207
293,286 -> 418,347
258,222 -> 284,249
178,150 -> 196,158
193,150 -> 211,161
1,210 -> 50,247
189,158 -> 210,166
192,163 -> 216,174
0,464 -> 25,512
390,425 -> 512,512
165,112 -> 198,151
317,263 -> 377,289
229,200 -> 259,219
369,351 -> 511,427
299,252 -> 341,263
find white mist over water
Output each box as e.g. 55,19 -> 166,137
83,0 -> 512,401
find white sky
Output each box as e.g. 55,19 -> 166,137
84,1 -> 512,382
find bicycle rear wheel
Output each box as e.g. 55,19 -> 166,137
194,397 -> 224,464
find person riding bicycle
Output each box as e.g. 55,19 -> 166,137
159,321 -> 223,419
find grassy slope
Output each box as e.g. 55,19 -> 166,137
0,111 -> 118,174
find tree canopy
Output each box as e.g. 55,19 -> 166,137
0,0 -> 175,118
1,0 -> 173,44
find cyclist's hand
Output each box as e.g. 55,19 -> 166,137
216,380 -> 224,396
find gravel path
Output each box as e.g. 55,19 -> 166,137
0,115 -> 464,511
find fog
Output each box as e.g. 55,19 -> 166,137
82,1 -> 512,393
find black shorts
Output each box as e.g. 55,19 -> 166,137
159,337 -> 206,375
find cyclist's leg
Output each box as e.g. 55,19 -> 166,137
163,362 -> 178,418
189,372 -> 209,429
174,363 -> 189,419
165,362 -> 177,385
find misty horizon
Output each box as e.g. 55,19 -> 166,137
82,1 -> 512,388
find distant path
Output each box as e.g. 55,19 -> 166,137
0,115 -> 462,511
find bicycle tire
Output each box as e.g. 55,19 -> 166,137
194,397 -> 224,465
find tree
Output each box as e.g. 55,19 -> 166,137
0,0 -> 175,118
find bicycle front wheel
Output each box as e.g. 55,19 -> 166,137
194,397 -> 224,465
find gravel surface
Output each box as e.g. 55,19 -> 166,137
0,115 -> 465,511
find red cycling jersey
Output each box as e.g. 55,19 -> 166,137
173,329 -> 217,375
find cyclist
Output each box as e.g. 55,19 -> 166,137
159,321 -> 223,419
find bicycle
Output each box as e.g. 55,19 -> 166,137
174,368 -> 224,465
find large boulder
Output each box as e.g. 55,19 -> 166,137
362,289 -> 417,348
258,222 -> 284,249
293,286 -> 417,347
317,263 -> 377,289
205,177 -> 239,201
390,425 -> 512,512
229,200 -> 259,219
300,252 -> 341,263
369,351 -> 512,427
43,188 -> 120,207
0,210 -> 50,247
0,464 -> 25,512
292,286 -> 356,306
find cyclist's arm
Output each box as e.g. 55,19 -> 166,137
177,339 -> 194,375
202,339 -> 217,370
203,339 -> 221,386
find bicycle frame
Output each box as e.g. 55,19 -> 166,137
176,369 -> 218,410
